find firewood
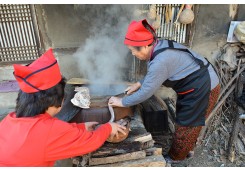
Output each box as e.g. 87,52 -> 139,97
236,137 -> 245,152
241,45 -> 245,51
95,155 -> 166,167
91,135 -> 154,158
145,147 -> 162,156
89,150 -> 146,166
238,121 -> 245,136
134,133 -> 152,143
72,154 -> 90,167
228,107 -> 242,162
239,114 -> 245,119
238,132 -> 245,147
236,52 -> 245,57
141,139 -> 155,150
91,141 -> 143,157
230,43 -> 242,47
198,84 -> 236,145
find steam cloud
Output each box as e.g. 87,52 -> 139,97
73,5 -> 141,95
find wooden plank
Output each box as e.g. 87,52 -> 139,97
91,109 -> 154,157
141,140 -> 155,150
67,78 -> 90,85
89,150 -> 146,166
145,147 -> 162,156
228,106 -> 242,162
95,155 -> 166,167
91,139 -> 155,157
91,141 -> 144,157
134,133 -> 152,143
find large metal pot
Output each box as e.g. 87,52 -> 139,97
57,83 -> 133,124
69,94 -> 133,124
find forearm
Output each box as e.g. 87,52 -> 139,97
122,59 -> 168,107
46,122 -> 112,161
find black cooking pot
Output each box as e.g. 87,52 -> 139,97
56,84 -> 133,124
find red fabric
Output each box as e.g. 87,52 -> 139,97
124,19 -> 155,46
0,112 -> 112,166
13,48 -> 62,93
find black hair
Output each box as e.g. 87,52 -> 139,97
134,20 -> 158,51
15,77 -> 66,118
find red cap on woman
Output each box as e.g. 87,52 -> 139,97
124,19 -> 155,46
13,48 -> 62,93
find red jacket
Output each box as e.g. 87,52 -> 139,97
0,112 -> 112,166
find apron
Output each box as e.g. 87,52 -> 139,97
151,40 -> 211,126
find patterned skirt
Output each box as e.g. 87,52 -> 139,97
168,84 -> 221,161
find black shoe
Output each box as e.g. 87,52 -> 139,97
187,151 -> 194,159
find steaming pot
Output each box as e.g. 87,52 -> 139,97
57,84 -> 133,124
69,94 -> 133,124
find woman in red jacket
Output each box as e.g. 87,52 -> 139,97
0,48 -> 126,167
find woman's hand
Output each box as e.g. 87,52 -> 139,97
84,122 -> 99,131
108,122 -> 126,139
125,82 -> 141,95
108,97 -> 123,107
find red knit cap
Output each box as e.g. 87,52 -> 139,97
13,48 -> 62,93
124,19 -> 155,46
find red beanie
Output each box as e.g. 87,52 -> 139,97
13,48 -> 62,93
124,19 -> 155,46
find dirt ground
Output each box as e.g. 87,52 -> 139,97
152,136 -> 244,167
152,106 -> 245,167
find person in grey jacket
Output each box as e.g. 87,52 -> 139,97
108,19 -> 220,163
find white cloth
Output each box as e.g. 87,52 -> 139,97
71,87 -> 91,108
